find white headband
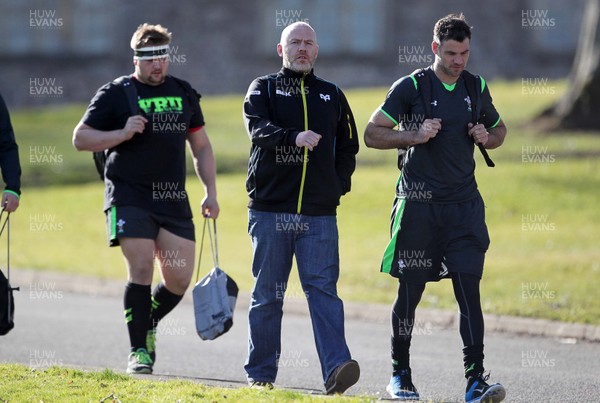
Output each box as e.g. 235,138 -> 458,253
133,45 -> 170,60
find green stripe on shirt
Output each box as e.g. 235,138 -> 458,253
380,108 -> 399,126
489,116 -> 501,129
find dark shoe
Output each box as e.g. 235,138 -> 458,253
465,372 -> 506,403
325,359 -> 360,395
126,348 -> 153,374
249,381 -> 274,390
387,369 -> 419,400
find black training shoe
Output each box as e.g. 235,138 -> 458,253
465,372 -> 506,403
325,359 -> 360,395
387,368 -> 420,400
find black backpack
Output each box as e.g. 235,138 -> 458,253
0,212 -> 17,336
396,68 -> 495,170
92,75 -> 199,180
0,270 -> 16,335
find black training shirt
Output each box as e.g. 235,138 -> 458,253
82,75 -> 204,217
380,67 -> 500,203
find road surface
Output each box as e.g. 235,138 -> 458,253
1,285 -> 599,402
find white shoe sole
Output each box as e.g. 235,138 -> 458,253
469,383 -> 506,403
386,383 -> 420,401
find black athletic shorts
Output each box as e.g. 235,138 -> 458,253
380,195 -> 490,283
105,206 -> 195,247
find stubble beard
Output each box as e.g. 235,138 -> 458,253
283,54 -> 313,74
435,60 -> 463,79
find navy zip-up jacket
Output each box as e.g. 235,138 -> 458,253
0,93 -> 21,196
243,68 -> 359,216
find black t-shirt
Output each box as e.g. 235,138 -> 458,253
380,67 -> 500,203
82,75 -> 204,217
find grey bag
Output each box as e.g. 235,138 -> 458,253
192,219 -> 238,340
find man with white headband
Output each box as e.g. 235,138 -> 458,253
73,23 -> 219,374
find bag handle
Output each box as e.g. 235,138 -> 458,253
207,218 -> 219,268
0,207 -> 10,281
194,218 -> 219,283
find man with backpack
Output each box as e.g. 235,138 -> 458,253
364,14 -> 507,402
73,23 -> 219,374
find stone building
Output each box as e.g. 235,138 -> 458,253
0,0 -> 585,106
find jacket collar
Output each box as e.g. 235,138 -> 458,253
279,67 -> 315,82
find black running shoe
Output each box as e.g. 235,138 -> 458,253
387,368 -> 419,400
465,372 -> 506,403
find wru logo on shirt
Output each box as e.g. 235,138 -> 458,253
138,96 -> 184,114
139,97 -> 188,134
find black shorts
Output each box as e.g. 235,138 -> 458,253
105,206 -> 195,247
380,195 -> 490,283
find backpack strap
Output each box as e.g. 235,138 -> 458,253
411,68 -> 433,119
93,75 -> 140,181
113,75 -> 140,115
461,70 -> 480,125
461,70 -> 495,167
396,68 -> 432,170
170,76 -> 201,110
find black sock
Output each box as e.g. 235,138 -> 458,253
391,281 -> 425,374
150,282 -> 184,329
391,339 -> 412,376
463,344 -> 485,378
124,282 -> 152,352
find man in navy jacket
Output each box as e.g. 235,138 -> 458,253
0,93 -> 21,213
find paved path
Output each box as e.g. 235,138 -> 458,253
2,278 -> 600,402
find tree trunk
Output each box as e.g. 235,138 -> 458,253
537,0 -> 600,130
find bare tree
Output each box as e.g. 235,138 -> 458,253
537,0 -> 600,130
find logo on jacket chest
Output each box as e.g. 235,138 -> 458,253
276,77 -> 308,97
274,86 -> 332,105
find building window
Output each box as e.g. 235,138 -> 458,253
264,0 -> 385,56
0,0 -> 113,56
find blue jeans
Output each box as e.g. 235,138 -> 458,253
244,209 -> 352,384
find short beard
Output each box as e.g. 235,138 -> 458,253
443,65 -> 461,77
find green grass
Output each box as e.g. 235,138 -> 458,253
11,80 -> 570,186
8,79 -> 600,324
0,364 -> 372,402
